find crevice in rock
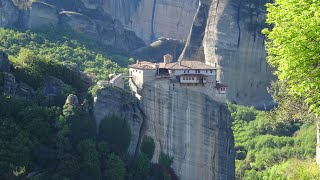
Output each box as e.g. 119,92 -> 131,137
133,100 -> 146,159
236,1 -> 242,48
150,0 -> 157,42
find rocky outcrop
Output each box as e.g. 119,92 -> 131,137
139,80 -> 235,180
2,73 -> 17,95
132,37 -> 185,62
44,76 -> 65,97
0,0 -> 20,28
16,82 -> 35,100
28,1 -> 59,29
180,0 -> 274,108
0,51 -> 10,72
102,0 -> 199,43
65,94 -> 79,106
93,87 -> 144,157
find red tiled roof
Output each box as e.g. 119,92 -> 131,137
129,61 -> 156,70
129,60 -> 216,70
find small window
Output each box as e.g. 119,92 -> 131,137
206,70 -> 208,73
183,77 -> 185,80
188,70 -> 190,73
184,70 -> 186,73
210,70 -> 213,73
192,77 -> 194,80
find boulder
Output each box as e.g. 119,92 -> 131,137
28,1 -> 59,29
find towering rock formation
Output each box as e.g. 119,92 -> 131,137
180,0 -> 274,108
93,82 -> 235,180
101,0 -> 199,43
140,81 -> 235,180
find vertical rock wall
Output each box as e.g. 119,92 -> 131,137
180,0 -> 275,108
139,80 -> 235,180
101,0 -> 199,43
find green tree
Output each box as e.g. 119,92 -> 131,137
159,152 -> 173,168
99,115 -> 131,155
263,0 -> 320,163
77,139 -> 101,180
263,0 -> 320,114
141,136 -> 155,160
106,153 -> 126,180
133,153 -> 151,180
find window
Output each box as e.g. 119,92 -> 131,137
192,77 -> 194,80
210,70 -> 213,73
183,77 -> 185,80
206,70 -> 208,73
184,70 -> 186,73
188,70 -> 190,73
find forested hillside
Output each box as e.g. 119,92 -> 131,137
230,104 -> 319,179
0,27 -> 177,179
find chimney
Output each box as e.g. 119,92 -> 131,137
163,54 -> 173,64
136,60 -> 139,64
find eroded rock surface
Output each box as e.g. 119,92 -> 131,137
180,0 -> 274,108
102,0 -> 199,43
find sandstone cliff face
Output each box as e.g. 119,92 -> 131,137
139,80 -> 235,180
93,87 -> 144,157
101,0 -> 199,43
0,0 -> 20,28
180,0 -> 274,108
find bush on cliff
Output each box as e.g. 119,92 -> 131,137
141,136 -> 155,160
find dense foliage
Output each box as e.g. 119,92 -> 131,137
230,103 -> 318,179
141,136 -> 155,160
0,28 -> 128,81
263,0 -> 320,115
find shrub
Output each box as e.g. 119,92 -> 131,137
159,152 -> 173,168
141,136 -> 155,160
